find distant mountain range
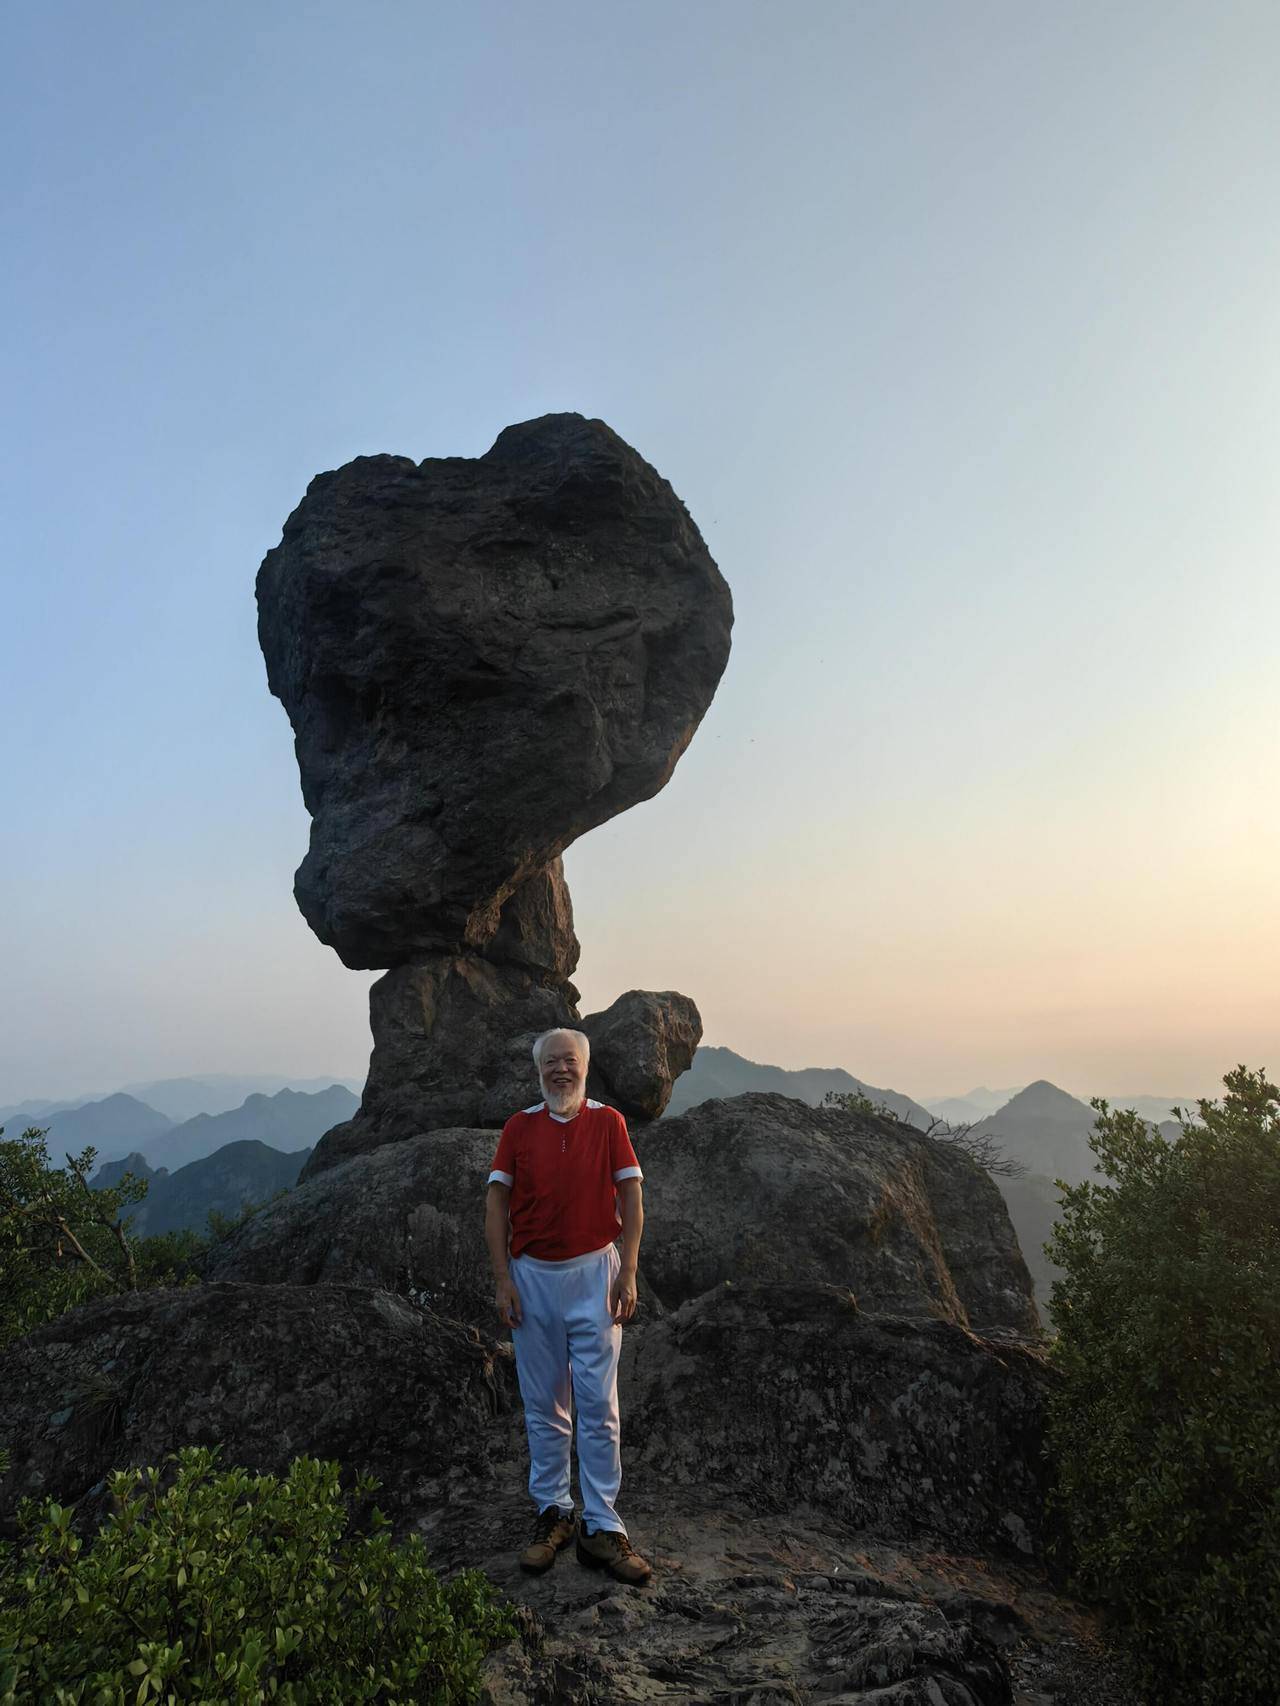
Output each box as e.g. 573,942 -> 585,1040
965,1080 -> 1106,1186
0,1074 -> 364,1129
137,1086 -> 358,1172
4,1092 -> 176,1155
120,1075 -> 364,1123
2,1082 -> 360,1171
921,1087 -> 1025,1124
91,1142 -> 313,1238
665,1046 -> 936,1126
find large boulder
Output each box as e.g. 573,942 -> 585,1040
620,1280 -> 1054,1562
301,953 -> 578,1179
582,989 -> 701,1122
256,413 -> 733,968
207,1130 -> 508,1325
632,1093 -> 1042,1334
0,1282 -> 515,1540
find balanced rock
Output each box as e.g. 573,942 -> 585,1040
256,413 -> 733,969
583,989 -> 702,1122
0,1282 -> 514,1540
632,1093 -> 1041,1334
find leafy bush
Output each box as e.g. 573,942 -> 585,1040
0,1445 -> 516,1704
0,1126 -> 275,1351
1044,1064 -> 1280,1703
0,1126 -> 151,1349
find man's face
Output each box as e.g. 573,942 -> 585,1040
540,1034 -> 587,1113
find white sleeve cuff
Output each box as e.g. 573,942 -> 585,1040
488,1169 -> 514,1187
613,1166 -> 643,1182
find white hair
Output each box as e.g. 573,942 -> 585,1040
532,1028 -> 590,1070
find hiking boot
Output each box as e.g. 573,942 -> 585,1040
518,1505 -> 576,1573
575,1524 -> 653,1584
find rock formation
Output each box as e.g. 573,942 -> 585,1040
256,413 -> 727,1172
0,416 -> 1137,1703
0,1282 -> 512,1541
205,1094 -> 1034,1337
635,1093 -> 1039,1333
581,988 -> 702,1122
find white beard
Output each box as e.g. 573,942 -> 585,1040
544,1082 -> 584,1117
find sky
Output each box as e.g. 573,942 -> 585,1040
3,0 -> 1277,1109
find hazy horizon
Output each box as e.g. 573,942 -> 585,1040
4,2 -> 1275,1111
0,1053 -> 1212,1121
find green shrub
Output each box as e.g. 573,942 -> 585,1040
0,1445 -> 515,1704
1044,1064 -> 1280,1703
0,1127 -> 145,1350
0,1126 -> 278,1352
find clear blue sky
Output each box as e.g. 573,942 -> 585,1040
3,0 -> 1277,1106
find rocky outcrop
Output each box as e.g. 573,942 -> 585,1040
620,1281 -> 1052,1562
582,988 -> 702,1122
633,1093 -> 1041,1334
0,406 -> 1135,1702
452,1483 -> 1124,1706
202,1131 -> 499,1312
205,1129 -> 673,1327
225,1096 -> 1041,1344
0,1273 -> 1130,1704
0,1281 -> 514,1541
255,413 -> 733,970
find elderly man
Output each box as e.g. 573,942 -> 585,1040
485,1026 -> 652,1585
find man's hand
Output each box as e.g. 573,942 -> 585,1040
610,1267 -> 638,1324
495,1276 -> 522,1328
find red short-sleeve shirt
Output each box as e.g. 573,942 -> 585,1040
488,1099 -> 643,1261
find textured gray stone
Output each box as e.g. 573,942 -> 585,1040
631,1092 -> 1042,1334
0,1282 -> 515,1540
256,413 -> 733,969
619,1280 -> 1053,1562
299,953 -> 579,1180
485,858 -> 579,984
582,989 -> 702,1122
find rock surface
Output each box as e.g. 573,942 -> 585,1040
0,1217 -> 1130,1703
300,955 -> 579,1179
0,1282 -> 514,1541
621,1281 -> 1053,1563
452,1485 -> 1133,1706
582,988 -> 702,1122
204,1130 -> 496,1311
484,858 -> 580,985
206,1129 -> 668,1325
256,413 -> 733,969
633,1093 -> 1043,1334
246,1092 -> 1040,1344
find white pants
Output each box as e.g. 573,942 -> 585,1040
509,1242 -> 625,1535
